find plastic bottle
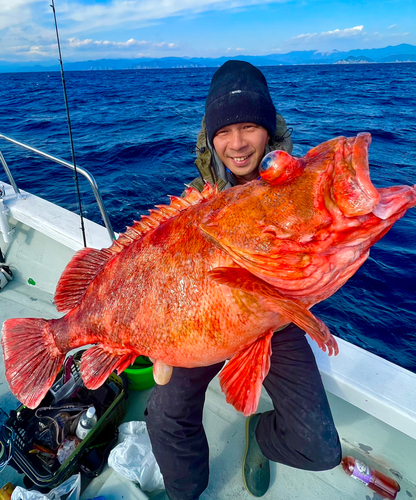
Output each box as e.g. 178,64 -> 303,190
341,456 -> 400,500
76,406 -> 98,440
0,483 -> 15,500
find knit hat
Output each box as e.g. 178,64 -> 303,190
205,60 -> 277,145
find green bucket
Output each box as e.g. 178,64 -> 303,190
123,356 -> 155,391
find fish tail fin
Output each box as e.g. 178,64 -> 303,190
219,331 -> 274,416
1,318 -> 65,409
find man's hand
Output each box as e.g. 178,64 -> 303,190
153,359 -> 173,385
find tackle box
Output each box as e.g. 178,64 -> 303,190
0,356 -> 128,489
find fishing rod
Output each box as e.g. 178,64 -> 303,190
50,0 -> 87,247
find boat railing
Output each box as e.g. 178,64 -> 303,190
0,133 -> 115,242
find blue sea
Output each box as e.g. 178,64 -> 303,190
0,63 -> 415,372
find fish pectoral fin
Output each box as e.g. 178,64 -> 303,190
153,360 -> 174,385
209,267 -> 338,356
219,331 -> 274,417
80,345 -> 137,390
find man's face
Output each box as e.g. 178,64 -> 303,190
213,123 -> 270,184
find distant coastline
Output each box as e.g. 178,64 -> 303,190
1,43 -> 415,73
1,60 -> 414,73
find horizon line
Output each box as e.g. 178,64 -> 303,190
1,42 -> 415,66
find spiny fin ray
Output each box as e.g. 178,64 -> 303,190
1,318 -> 65,409
209,267 -> 338,356
219,331 -> 273,416
80,345 -> 137,390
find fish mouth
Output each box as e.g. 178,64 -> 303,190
344,134 -> 416,219
332,133 -> 381,217
372,185 -> 416,220
350,133 -> 380,208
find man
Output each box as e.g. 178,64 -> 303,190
146,60 -> 341,500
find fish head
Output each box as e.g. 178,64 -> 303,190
260,132 -> 380,217
202,133 -> 380,249
201,133 -> 416,291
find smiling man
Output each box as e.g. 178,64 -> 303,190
213,122 -> 270,183
146,61 -> 341,500
189,59 -> 294,191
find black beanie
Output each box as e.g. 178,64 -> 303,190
205,60 -> 277,145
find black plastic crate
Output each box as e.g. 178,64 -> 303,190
0,359 -> 128,489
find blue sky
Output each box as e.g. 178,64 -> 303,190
1,0 -> 415,62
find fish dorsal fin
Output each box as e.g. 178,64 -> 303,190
108,182 -> 218,255
55,183 -> 218,313
55,247 -> 113,312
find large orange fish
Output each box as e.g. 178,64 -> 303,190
2,133 -> 415,415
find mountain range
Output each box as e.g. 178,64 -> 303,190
0,44 -> 415,73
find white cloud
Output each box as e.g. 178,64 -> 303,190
290,32 -> 316,40
62,0 -> 279,30
283,24 -> 413,52
0,0 -> 279,61
364,31 -> 409,42
388,24 -> 397,29
68,38 -> 93,47
66,37 -> 179,50
325,26 -> 364,37
1,17 -> 180,60
2,0 -> 51,21
290,25 -> 364,43
0,0 -> 281,33
278,24 -> 413,52
27,46 -> 49,56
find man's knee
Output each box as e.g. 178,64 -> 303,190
261,427 -> 342,471
304,437 -> 342,471
293,432 -> 342,471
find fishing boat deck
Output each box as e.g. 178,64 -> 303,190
128,371 -> 416,499
122,376 -> 416,500
1,183 -> 416,498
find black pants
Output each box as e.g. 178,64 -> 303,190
145,324 -> 341,500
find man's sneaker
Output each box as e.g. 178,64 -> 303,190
242,413 -> 270,497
